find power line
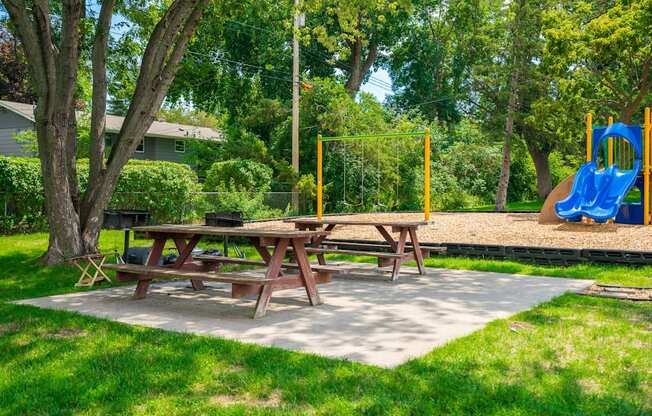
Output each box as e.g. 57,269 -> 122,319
225,17 -> 394,91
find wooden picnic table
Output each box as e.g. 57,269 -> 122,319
104,224 -> 331,318
285,218 -> 439,281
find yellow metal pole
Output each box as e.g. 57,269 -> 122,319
608,116 -> 614,166
424,128 -> 431,221
644,111 -> 649,224
586,113 -> 592,161
317,134 -> 323,219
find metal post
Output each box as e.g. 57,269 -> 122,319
317,134 -> 323,219
586,113 -> 592,162
608,116 -> 614,166
123,229 -> 130,260
424,128 -> 431,221
645,107 -> 651,225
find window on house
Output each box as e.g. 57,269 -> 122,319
175,140 -> 185,153
135,139 -> 145,153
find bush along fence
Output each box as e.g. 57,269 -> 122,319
0,156 -> 310,233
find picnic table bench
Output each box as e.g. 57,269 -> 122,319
104,225 -> 332,318
285,218 -> 444,280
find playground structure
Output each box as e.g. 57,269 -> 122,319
316,130 -> 431,221
543,108 -> 652,225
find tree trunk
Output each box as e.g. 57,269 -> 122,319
37,111 -> 86,264
495,0 -> 528,212
527,142 -> 552,199
344,38 -> 377,96
495,70 -> 518,211
495,132 -> 512,211
4,0 -> 209,264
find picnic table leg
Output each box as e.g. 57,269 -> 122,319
408,228 -> 426,274
135,238 -> 166,299
391,229 -> 408,281
250,237 -> 287,276
292,238 -> 321,306
251,237 -> 273,263
173,236 -> 204,290
375,225 -> 398,251
301,224 -> 335,265
253,238 -> 289,319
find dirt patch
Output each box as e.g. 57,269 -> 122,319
582,284 -> 652,301
210,390 -> 283,408
508,321 -> 534,333
248,212 -> 652,251
0,322 -> 21,336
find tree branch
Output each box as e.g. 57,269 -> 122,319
360,40 -> 377,76
82,0 -> 208,233
2,0 -> 48,96
89,0 -> 115,183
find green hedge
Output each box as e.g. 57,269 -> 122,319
203,159 -> 273,192
0,157 -> 47,232
0,157 -> 202,233
109,159 -> 202,222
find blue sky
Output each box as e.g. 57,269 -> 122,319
360,69 -> 394,102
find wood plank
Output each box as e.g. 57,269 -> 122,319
193,255 -> 339,273
303,247 -> 405,258
104,264 -> 274,284
133,224 -> 328,239
231,272 -> 332,298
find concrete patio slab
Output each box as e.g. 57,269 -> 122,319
15,264 -> 592,367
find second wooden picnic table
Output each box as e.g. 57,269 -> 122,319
104,224 -> 332,318
285,218 -> 438,280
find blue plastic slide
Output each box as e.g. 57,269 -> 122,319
555,122 -> 643,223
555,160 -> 640,223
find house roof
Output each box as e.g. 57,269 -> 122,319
0,100 -> 223,142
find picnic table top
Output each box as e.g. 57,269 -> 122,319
133,224 -> 328,238
285,217 -> 430,227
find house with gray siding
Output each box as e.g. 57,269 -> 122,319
0,100 -> 222,164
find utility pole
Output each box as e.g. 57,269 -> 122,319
292,0 -> 302,175
291,0 -> 303,212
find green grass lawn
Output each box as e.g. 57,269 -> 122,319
455,200 -> 544,212
1,231 -> 651,415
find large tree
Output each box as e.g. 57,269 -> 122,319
543,0 -> 652,123
2,0 -> 208,264
386,0 -> 485,124
303,0 -> 412,95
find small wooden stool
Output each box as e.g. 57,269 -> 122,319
68,253 -> 112,287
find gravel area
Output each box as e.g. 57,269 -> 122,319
246,212 -> 652,252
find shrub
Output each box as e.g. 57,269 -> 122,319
0,157 -> 46,232
203,159 -> 273,192
201,186 -> 283,220
0,157 -> 202,233
109,160 -> 202,223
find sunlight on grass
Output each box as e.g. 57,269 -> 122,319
0,231 -> 651,414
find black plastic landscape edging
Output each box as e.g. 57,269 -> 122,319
325,238 -> 652,266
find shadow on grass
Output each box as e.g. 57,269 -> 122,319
0,295 -> 650,415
